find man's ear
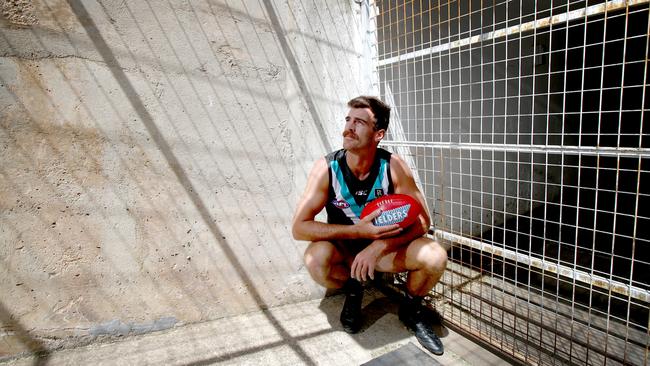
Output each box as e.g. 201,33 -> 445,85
374,129 -> 385,143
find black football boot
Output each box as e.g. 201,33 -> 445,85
340,278 -> 363,334
398,296 -> 444,355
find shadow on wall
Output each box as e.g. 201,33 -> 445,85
260,0 -> 331,152
69,1 -> 314,364
0,0 -> 374,363
0,302 -> 49,365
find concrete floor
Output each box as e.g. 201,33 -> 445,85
3,289 -> 510,365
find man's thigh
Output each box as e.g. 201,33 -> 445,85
374,236 -> 442,273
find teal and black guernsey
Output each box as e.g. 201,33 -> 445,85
325,148 -> 394,225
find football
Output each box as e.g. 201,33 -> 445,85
360,194 -> 422,228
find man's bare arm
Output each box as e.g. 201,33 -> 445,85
291,158 -> 401,242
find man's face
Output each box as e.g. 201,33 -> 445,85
342,107 -> 384,151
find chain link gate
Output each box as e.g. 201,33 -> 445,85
369,0 -> 650,364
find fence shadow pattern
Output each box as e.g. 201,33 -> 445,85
0,0 -> 369,363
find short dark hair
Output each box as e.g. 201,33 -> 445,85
347,96 -> 391,131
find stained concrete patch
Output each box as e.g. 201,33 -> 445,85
361,342 -> 441,366
1,0 -> 38,27
89,317 -> 177,337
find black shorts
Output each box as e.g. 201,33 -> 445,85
333,239 -> 373,258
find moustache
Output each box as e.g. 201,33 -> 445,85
343,131 -> 357,139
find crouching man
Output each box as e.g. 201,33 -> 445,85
291,96 -> 448,355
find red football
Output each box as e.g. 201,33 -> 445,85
360,194 -> 422,228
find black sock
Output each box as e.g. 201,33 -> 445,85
404,294 -> 424,309
343,278 -> 362,294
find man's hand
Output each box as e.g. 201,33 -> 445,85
356,209 -> 402,240
351,241 -> 385,281
349,209 -> 402,281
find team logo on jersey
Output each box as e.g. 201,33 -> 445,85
375,189 -> 384,197
332,199 -> 350,209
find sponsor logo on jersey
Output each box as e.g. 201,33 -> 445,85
332,199 -> 350,209
375,189 -> 384,197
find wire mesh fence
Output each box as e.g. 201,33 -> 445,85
372,0 -> 649,364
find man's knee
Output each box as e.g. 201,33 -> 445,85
303,241 -> 336,273
417,239 -> 448,274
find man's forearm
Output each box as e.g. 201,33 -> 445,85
292,220 -> 359,242
373,218 -> 427,254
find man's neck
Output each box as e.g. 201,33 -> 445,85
345,147 -> 377,181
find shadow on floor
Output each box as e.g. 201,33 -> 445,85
317,282 -> 449,351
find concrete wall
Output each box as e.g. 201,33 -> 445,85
0,0 -> 370,358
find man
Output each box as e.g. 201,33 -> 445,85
292,96 -> 448,355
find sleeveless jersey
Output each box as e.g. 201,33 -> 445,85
325,148 -> 394,225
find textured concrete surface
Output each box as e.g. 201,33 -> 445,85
0,0 -> 375,358
362,342 -> 442,366
1,289 -> 510,365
